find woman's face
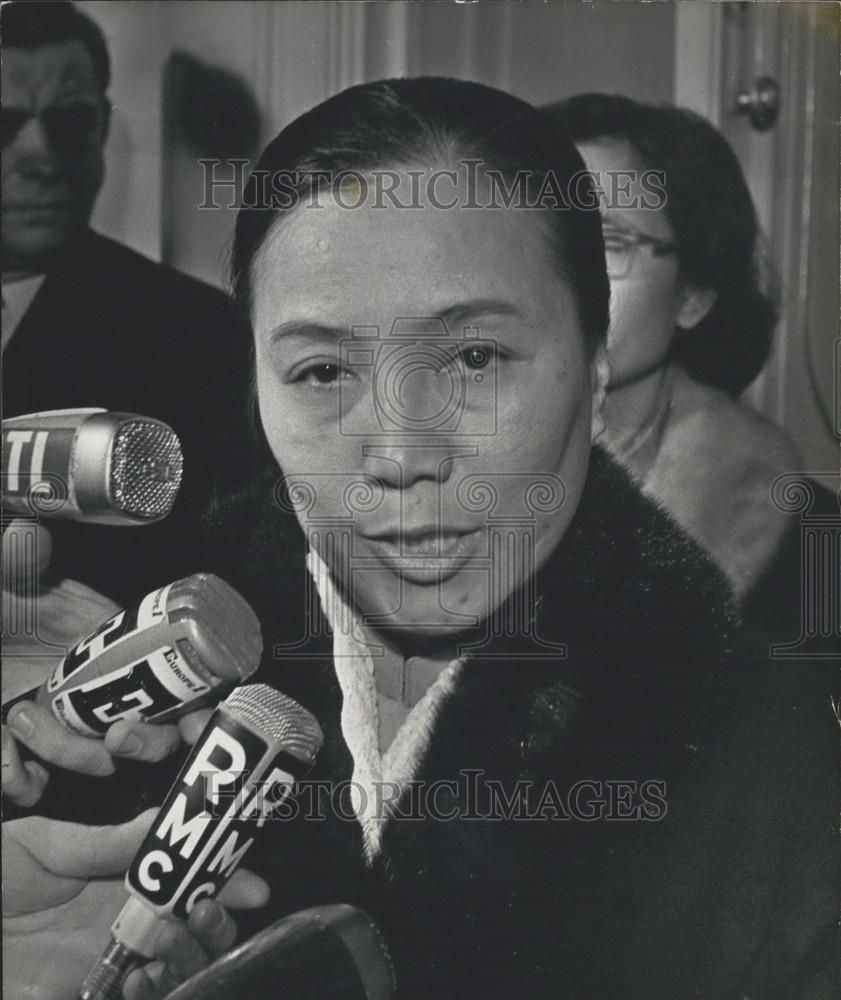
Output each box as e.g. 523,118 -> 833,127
251,167 -> 605,644
576,138 -> 689,388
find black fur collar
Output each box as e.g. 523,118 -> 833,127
208,447 -> 739,774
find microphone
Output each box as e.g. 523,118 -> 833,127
2,573 -> 263,737
2,408 -> 183,525
79,684 -> 324,1000
164,904 -> 396,1000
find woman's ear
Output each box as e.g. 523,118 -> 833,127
590,346 -> 610,442
677,285 -> 718,330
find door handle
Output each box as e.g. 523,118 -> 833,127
736,76 -> 781,131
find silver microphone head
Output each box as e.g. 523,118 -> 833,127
108,417 -> 184,519
168,573 -> 264,684
223,683 -> 324,767
2,409 -> 183,524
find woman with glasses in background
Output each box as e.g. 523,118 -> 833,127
543,94 -> 837,638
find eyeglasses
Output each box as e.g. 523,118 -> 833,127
601,221 -> 677,280
1,103 -> 106,153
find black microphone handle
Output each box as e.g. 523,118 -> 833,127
164,905 -> 395,1000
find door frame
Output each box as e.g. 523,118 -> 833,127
673,1 -> 838,474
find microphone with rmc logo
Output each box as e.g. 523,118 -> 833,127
79,684 -> 325,1000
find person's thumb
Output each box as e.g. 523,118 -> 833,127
4,809 -> 157,916
10,807 -> 157,878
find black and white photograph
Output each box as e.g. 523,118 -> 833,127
2,2 -> 839,998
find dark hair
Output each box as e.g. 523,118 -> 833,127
1,1 -> 111,95
543,93 -> 777,396
232,77 -> 609,356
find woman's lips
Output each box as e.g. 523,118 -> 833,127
362,528 -> 483,582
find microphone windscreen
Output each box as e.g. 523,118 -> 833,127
164,904 -> 395,1000
103,417 -> 183,520
2,409 -> 183,524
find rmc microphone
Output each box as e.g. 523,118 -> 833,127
79,684 -> 324,1000
2,573 -> 263,737
164,904 -> 396,1000
2,408 -> 183,524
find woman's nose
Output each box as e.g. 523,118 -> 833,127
360,363 -> 470,488
362,438 -> 459,490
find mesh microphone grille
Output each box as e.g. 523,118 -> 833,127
224,684 -> 323,765
110,421 -> 184,517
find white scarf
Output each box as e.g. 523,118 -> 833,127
306,549 -> 464,863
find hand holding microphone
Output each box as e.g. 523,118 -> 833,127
79,683 -> 324,1000
2,573 -> 263,821
1,405 -> 193,807
3,572 -> 262,736
2,519 -> 123,808
2,808 -> 270,1000
1,578 -> 273,997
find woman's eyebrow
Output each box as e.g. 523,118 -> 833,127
267,321 -> 345,344
266,300 -> 522,344
439,299 -> 523,328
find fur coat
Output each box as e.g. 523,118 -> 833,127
603,365 -> 839,643
213,448 -> 839,1000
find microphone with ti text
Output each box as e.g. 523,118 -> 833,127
2,408 -> 183,525
165,904 -> 396,1000
78,684 -> 324,1000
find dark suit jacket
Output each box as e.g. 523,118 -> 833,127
2,228 -> 254,605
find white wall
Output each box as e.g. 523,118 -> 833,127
64,2 -> 838,474
77,1 -> 166,261
78,1 -> 675,281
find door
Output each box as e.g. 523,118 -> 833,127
677,1 -> 839,478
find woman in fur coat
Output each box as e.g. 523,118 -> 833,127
201,78 -> 836,1000
3,78 -> 836,1000
543,94 -> 838,646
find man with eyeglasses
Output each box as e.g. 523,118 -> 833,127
2,3 -> 108,328
1,1 -> 252,605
